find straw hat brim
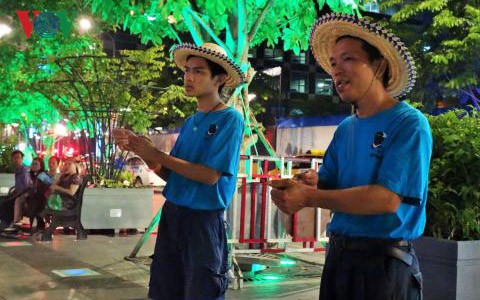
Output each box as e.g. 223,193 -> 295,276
172,43 -> 246,87
310,14 -> 416,98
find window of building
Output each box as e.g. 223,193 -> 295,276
315,76 -> 333,95
383,7 -> 398,16
264,48 -> 283,61
364,2 -> 380,13
291,52 -> 306,64
248,48 -> 256,58
290,72 -> 308,93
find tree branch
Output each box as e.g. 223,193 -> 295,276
182,7 -> 204,45
247,0 -> 275,45
237,0 -> 247,59
185,7 -> 233,57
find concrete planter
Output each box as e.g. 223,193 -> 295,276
0,173 -> 14,195
414,236 -> 480,300
81,188 -> 153,230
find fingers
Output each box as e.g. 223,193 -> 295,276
270,182 -> 295,214
113,129 -> 138,151
128,136 -> 152,154
268,178 -> 296,189
297,169 -> 316,180
293,169 -> 318,187
139,135 -> 153,143
270,187 -> 284,199
270,179 -> 307,215
113,128 -> 130,140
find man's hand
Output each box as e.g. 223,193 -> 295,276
112,129 -> 137,151
113,129 -> 161,167
127,135 -> 159,162
293,169 -> 318,187
269,179 -> 312,214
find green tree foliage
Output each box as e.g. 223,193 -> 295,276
85,0 -> 366,156
21,39 -> 184,181
0,2 -> 194,182
0,124 -> 18,173
426,109 -> 480,240
381,0 -> 480,107
87,0 -> 363,53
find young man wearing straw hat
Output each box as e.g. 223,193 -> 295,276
113,42 -> 245,300
270,14 -> 432,299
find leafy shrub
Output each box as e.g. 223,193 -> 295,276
425,109 -> 480,240
0,130 -> 18,173
97,170 -> 137,188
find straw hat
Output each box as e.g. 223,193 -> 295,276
309,13 -> 416,98
171,43 -> 247,87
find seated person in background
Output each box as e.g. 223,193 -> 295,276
47,156 -> 61,183
27,157 -> 51,230
6,157 -> 50,231
1,150 -> 32,231
48,158 -> 83,210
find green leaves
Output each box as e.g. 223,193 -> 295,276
417,0 -> 448,12
425,109 -> 480,240
83,0 -> 362,55
383,0 -> 480,102
433,10 -> 467,29
0,128 -> 18,173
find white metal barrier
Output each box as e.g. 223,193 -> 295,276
227,155 -> 328,254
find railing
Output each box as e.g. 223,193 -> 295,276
228,155 -> 328,254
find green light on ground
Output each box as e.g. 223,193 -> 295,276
279,259 -> 296,266
251,264 -> 266,272
257,274 -> 283,281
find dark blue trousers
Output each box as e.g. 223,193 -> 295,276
148,201 -> 229,300
320,235 -> 423,300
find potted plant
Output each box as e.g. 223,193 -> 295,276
81,169 -> 155,231
415,109 -> 480,300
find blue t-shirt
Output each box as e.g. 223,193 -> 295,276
163,107 -> 244,210
319,101 -> 432,240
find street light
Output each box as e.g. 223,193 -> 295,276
79,18 -> 92,31
262,66 -> 282,77
54,123 -> 67,136
0,24 -> 12,38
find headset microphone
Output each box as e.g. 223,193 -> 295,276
351,60 -> 384,115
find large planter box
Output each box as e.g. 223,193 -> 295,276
81,188 -> 153,230
0,173 -> 14,195
414,236 -> 480,300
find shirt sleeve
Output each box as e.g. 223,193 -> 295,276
203,112 -> 244,176
376,115 -> 432,205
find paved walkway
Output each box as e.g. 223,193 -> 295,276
0,232 -> 324,299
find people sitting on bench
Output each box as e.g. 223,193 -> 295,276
41,157 -> 86,241
48,157 -> 83,210
5,157 -> 50,232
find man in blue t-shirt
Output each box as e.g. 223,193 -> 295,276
270,14 -> 432,299
113,43 -> 245,300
